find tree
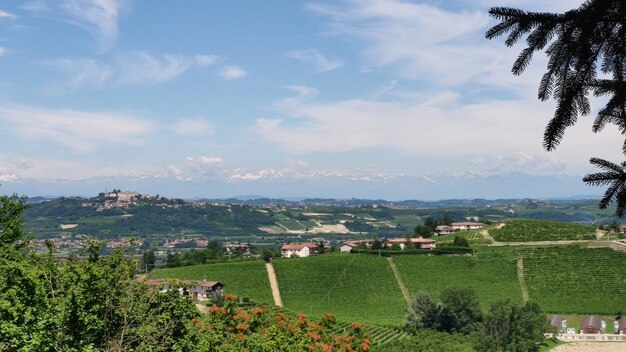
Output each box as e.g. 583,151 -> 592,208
486,1 -> 626,216
478,300 -> 549,352
453,236 -> 470,248
438,287 -> 483,333
371,238 -> 383,250
404,291 -> 440,333
440,213 -> 453,226
414,224 -> 434,238
141,250 -> 156,272
424,216 -> 437,232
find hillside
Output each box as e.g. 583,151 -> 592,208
150,245 -> 626,326
490,220 -> 596,242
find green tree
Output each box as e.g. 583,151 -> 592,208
439,287 -> 483,334
372,238 -> 383,250
424,216 -> 437,231
440,213 -> 453,226
453,236 -> 470,248
414,224 -> 434,238
141,249 -> 156,272
404,291 -> 440,333
486,1 -> 626,216
478,300 -> 549,352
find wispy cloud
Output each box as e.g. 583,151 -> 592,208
194,55 -> 219,67
49,52 -> 201,90
308,0 -> 539,91
286,49 -> 343,72
219,65 -> 247,80
0,47 -> 6,57
0,10 -> 17,19
167,156 -> 224,181
25,0 -> 133,52
170,117 -> 215,136
0,105 -> 155,152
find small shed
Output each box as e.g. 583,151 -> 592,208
340,244 -> 355,253
547,315 -> 567,333
580,316 -> 605,334
435,225 -> 455,235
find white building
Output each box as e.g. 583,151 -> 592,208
280,243 -> 319,258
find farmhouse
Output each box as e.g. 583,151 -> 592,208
547,315 -> 567,333
435,225 -> 455,235
144,279 -> 224,301
451,222 -> 486,231
385,237 -> 436,250
620,225 -> 626,233
617,318 -> 626,335
280,243 -> 319,258
579,316 -> 605,334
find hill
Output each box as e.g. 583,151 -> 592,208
490,220 -> 596,242
150,245 -> 626,326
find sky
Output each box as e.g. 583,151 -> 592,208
0,0 -> 619,199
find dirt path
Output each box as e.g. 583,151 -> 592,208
516,257 -> 529,303
265,263 -> 284,307
479,223 -> 503,243
552,342 -> 626,351
388,257 -> 411,305
489,240 -> 588,247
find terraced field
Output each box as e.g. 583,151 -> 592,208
490,219 -> 596,242
149,260 -> 273,304
273,255 -> 406,326
522,246 -> 626,314
393,253 -> 523,308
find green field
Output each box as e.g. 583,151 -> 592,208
522,246 -> 626,315
490,220 -> 596,242
393,253 -> 523,309
150,245 -> 626,327
149,260 -> 273,304
273,255 -> 406,326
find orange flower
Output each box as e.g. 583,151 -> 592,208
236,323 -> 250,332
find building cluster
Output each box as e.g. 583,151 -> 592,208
435,222 -> 486,235
144,279 -> 224,302
548,315 -> 626,335
279,236 -> 436,258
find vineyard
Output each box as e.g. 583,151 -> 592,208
148,260 -> 274,304
522,246 -> 626,315
150,244 -> 626,328
490,220 -> 596,242
273,254 -> 406,326
434,230 -> 491,245
392,253 -> 523,308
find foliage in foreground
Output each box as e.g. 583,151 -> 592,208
372,329 -> 477,352
404,288 -> 549,352
0,193 -> 370,351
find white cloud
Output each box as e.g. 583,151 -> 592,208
286,49 -> 343,72
0,105 -> 155,152
0,47 -> 6,57
254,87 -> 625,175
219,65 -> 247,80
195,55 -> 219,67
26,0 -> 133,52
167,156 -> 223,181
308,0 -> 540,91
170,117 -> 215,136
0,10 -> 17,19
50,52 -> 195,90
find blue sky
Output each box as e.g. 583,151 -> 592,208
0,0 -> 617,199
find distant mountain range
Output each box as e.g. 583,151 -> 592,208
0,172 -> 603,201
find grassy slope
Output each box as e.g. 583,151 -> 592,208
149,260 -> 273,304
393,252 -> 523,309
490,220 -> 596,242
273,254 -> 406,326
523,246 -> 626,315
